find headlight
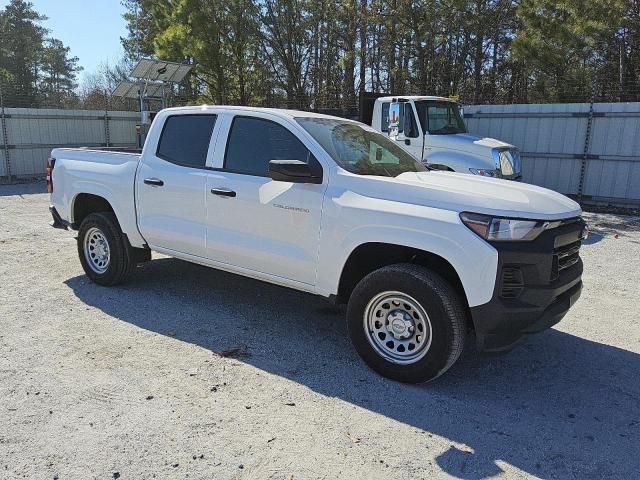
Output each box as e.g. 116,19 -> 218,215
469,168 -> 499,177
460,212 -> 546,241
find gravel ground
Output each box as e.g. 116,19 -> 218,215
1,182 -> 639,480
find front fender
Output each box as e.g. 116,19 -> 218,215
315,194 -> 498,308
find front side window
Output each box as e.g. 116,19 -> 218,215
225,117 -> 312,177
414,101 -> 466,135
404,105 -> 419,138
381,103 -> 390,132
296,117 -> 426,177
156,115 -> 217,167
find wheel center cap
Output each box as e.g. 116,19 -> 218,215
95,243 -> 106,257
391,318 -> 406,334
387,311 -> 413,339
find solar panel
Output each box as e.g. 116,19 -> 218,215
112,81 -> 139,99
130,58 -> 192,83
112,81 -> 165,99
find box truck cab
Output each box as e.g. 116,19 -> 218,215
371,96 -> 522,180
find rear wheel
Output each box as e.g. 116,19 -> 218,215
77,212 -> 134,286
347,264 -> 466,383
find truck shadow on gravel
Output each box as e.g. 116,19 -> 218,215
65,258 -> 640,480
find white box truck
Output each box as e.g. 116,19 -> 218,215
367,96 -> 522,180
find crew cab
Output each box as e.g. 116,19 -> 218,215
48,106 -> 586,383
368,96 -> 522,180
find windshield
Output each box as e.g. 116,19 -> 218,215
295,117 -> 427,177
414,100 -> 466,135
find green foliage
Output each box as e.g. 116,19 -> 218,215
513,0 -> 625,101
0,0 -> 83,107
40,38 -> 83,104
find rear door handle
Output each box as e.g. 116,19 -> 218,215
144,178 -> 164,187
210,188 -> 236,198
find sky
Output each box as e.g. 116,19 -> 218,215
1,0 -> 129,83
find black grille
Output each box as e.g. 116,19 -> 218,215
500,267 -> 524,298
552,240 -> 581,281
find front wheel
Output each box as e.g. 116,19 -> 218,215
77,212 -> 134,286
346,264 -> 466,383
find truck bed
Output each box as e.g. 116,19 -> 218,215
49,147 -> 146,247
79,146 -> 143,154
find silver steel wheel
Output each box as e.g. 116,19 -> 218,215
83,227 -> 111,274
363,291 -> 433,365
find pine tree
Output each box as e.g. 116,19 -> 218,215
0,0 -> 47,106
40,38 -> 82,106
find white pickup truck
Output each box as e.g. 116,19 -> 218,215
367,95 -> 522,180
48,106 -> 586,383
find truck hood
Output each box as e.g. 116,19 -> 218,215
345,171 -> 581,220
428,133 -> 515,156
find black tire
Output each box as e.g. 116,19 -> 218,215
346,263 -> 466,383
77,212 -> 134,286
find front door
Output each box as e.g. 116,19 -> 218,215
205,114 -> 325,285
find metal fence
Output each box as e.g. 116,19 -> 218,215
0,108 -> 139,178
465,102 -> 640,207
2,102 -> 639,207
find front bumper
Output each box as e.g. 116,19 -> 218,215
470,218 -> 585,352
502,173 -> 523,182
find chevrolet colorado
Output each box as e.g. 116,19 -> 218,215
48,106 -> 586,383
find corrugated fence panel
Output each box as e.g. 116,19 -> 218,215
4,104 -> 639,205
108,112 -> 139,145
2,108 -> 138,177
582,103 -> 640,201
466,102 -> 640,205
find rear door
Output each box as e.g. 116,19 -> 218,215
204,113 -> 325,285
136,114 -> 218,257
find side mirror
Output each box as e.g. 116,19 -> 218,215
388,102 -> 401,138
268,160 -> 322,184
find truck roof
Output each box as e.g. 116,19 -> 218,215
159,105 -> 360,122
374,95 -> 457,103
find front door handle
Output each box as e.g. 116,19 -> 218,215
144,178 -> 164,187
210,188 -> 236,198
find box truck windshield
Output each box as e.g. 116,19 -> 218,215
414,100 -> 467,135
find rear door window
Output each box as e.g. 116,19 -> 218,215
156,115 -> 217,168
